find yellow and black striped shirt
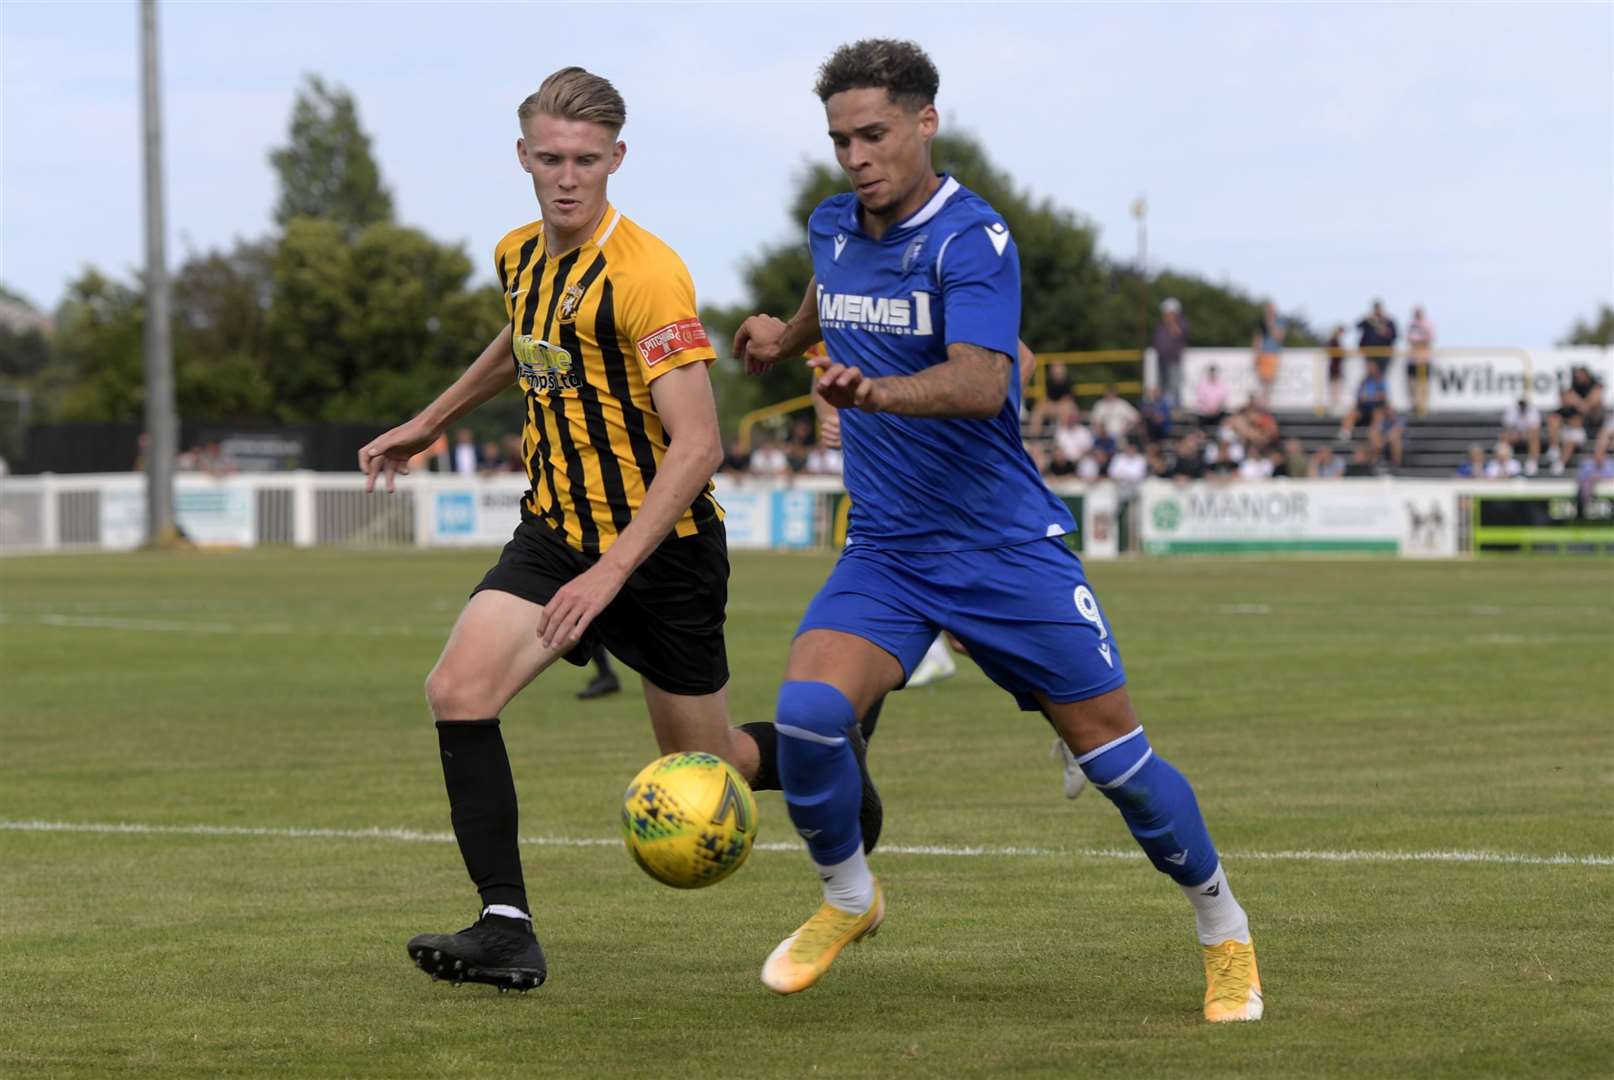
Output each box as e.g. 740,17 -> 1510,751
496,204 -> 722,554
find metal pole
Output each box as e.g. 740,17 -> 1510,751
140,0 -> 177,544
1131,195 -> 1149,365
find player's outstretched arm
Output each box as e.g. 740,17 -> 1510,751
735,277 -> 821,373
811,341 -> 1011,419
535,361 -> 723,649
358,323 -> 515,492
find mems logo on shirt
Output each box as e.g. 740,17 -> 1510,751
817,285 -> 934,336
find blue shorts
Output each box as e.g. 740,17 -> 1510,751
797,537 -> 1127,711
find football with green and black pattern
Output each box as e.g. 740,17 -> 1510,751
621,752 -> 758,889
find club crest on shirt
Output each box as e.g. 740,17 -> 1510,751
901,233 -> 928,275
558,282 -> 585,323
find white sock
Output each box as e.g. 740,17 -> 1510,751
815,849 -> 876,914
1179,863 -> 1250,946
482,904 -> 532,923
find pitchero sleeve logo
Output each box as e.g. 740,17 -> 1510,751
513,334 -> 581,392
636,318 -> 710,367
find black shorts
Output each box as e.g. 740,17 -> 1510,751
473,517 -> 729,697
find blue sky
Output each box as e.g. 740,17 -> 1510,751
3,1 -> 1610,345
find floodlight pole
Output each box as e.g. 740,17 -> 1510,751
1132,195 -> 1149,357
140,0 -> 178,544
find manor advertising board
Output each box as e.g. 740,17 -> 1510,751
1139,479 -> 1457,557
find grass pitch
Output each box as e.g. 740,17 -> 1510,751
1,549 -> 1610,1077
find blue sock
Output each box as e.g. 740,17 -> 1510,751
775,680 -> 863,866
1078,727 -> 1219,887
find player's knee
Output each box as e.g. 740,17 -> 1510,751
424,664 -> 492,722
774,680 -> 856,742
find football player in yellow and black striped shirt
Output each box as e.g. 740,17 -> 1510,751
358,67 -> 862,991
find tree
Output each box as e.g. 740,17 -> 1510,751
0,285 -> 51,379
45,270 -> 147,421
1561,304 -> 1614,347
270,75 -> 394,236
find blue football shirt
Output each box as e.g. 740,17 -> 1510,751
809,174 -> 1075,551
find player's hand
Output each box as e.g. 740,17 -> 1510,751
536,561 -> 630,651
359,418 -> 437,493
809,354 -> 884,412
734,314 -> 789,375
818,409 -> 841,449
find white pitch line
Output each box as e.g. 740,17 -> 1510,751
1,819 -> 1608,868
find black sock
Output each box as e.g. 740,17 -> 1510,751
739,721 -> 780,790
593,645 -> 616,678
436,719 -> 528,914
860,694 -> 886,742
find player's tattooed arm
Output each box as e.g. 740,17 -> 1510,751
812,341 -> 1011,419
734,277 -> 821,373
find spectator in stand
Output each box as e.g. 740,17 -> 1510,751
1107,439 -> 1149,493
1368,401 -> 1407,472
1455,444 -> 1486,478
1206,438 -> 1240,478
1356,300 -> 1399,377
784,416 -> 816,472
747,432 -> 792,478
451,428 -> 480,476
1140,384 -> 1173,445
1166,431 -> 1207,482
1406,306 -> 1435,414
803,441 -> 843,475
500,434 -> 525,473
1577,440 -> 1614,513
1309,445 -> 1346,478
1278,438 -> 1308,478
1052,407 -> 1095,468
1546,364 -> 1605,476
721,435 -> 752,474
1077,446 -> 1109,482
1027,360 -> 1077,435
1324,324 -> 1348,415
1250,300 -> 1285,407
1090,383 -> 1142,446
1485,442 -> 1522,479
189,441 -> 237,478
1153,298 -> 1189,403
1337,365 -> 1390,444
1497,397 -> 1542,477
1237,450 -> 1274,480
1230,400 -> 1280,456
1045,441 -> 1079,478
1145,442 -> 1169,478
1192,364 -> 1230,430
478,440 -> 505,474
1344,446 -> 1377,477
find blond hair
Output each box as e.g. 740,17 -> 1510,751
518,67 -> 626,133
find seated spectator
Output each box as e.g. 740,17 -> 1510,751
803,444 -> 843,475
1230,401 -> 1280,455
1547,365 -> 1605,475
1207,440 -> 1240,478
1192,365 -> 1230,429
1145,442 -> 1169,477
1090,384 -> 1142,444
785,417 -> 816,472
1337,368 -> 1390,444
1485,442 -> 1522,479
1497,397 -> 1542,476
1577,440 -> 1614,514
1455,444 -> 1486,478
1107,440 -> 1149,491
1045,442 -> 1079,478
500,434 -> 525,473
721,436 -> 751,473
1077,447 -> 1109,481
1166,431 -> 1207,481
1369,401 -> 1407,471
1052,408 -> 1095,466
478,440 -> 505,475
1309,445 -> 1346,478
1237,452 -> 1274,480
1343,446 -> 1377,477
1279,438 -> 1308,478
1139,385 -> 1173,445
1027,360 -> 1077,435
747,433 -> 791,478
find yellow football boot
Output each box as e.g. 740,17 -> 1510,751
761,882 -> 885,995
1202,938 -> 1264,1022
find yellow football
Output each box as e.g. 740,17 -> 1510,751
620,752 -> 758,889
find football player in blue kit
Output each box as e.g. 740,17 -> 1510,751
733,39 -> 1263,1021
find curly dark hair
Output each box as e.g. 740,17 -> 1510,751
814,39 -> 939,108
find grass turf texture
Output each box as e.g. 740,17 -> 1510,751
1,549 -> 1610,1077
